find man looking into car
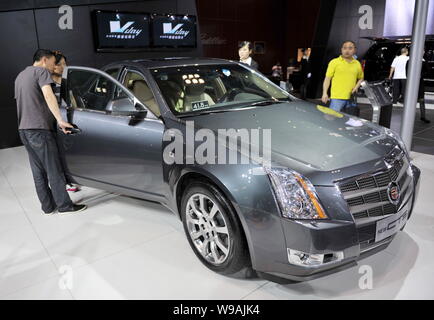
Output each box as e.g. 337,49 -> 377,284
14,49 -> 86,215
321,41 -> 364,112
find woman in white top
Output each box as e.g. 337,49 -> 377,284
238,41 -> 259,71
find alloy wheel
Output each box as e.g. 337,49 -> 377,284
185,193 -> 231,265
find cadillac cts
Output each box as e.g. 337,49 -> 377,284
57,58 -> 420,281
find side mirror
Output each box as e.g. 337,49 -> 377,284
134,101 -> 147,111
111,108 -> 147,118
108,97 -> 146,118
131,109 -> 148,119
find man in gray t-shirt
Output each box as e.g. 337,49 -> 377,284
14,49 -> 86,215
15,65 -> 56,130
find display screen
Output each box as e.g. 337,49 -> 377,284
152,14 -> 197,47
93,11 -> 151,49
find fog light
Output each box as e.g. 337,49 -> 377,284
287,249 -> 344,267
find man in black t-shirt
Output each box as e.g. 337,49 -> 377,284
406,52 -> 431,123
299,48 -> 312,100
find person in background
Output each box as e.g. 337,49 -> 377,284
238,41 -> 259,70
14,49 -> 86,215
299,48 -> 312,100
286,58 -> 298,92
271,62 -> 282,85
51,50 -> 66,98
287,58 -> 299,80
51,51 -> 82,192
321,40 -> 364,111
389,47 -> 409,104
406,50 -> 431,124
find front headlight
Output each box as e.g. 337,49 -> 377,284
384,128 -> 409,156
265,167 -> 328,220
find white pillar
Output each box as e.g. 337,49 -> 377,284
401,0 -> 429,149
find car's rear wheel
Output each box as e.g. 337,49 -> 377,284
181,181 -> 250,275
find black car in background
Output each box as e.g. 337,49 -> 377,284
362,36 -> 434,92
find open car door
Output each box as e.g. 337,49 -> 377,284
57,66 -> 166,202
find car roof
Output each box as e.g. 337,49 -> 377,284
104,57 -> 239,70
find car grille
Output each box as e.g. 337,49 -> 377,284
337,148 -> 412,221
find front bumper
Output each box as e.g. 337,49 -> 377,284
258,164 -> 421,282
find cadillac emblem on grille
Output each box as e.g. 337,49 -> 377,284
387,181 -> 401,205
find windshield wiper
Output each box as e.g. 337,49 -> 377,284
250,99 -> 287,107
178,107 -> 249,117
177,99 -> 291,117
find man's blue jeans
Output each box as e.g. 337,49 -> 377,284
19,129 -> 74,213
329,99 -> 355,112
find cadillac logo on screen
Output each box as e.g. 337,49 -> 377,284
106,20 -> 143,39
160,23 -> 190,40
387,182 -> 401,205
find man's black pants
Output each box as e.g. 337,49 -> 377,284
392,79 -> 407,103
19,129 -> 74,213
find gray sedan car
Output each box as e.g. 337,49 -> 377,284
57,58 -> 420,281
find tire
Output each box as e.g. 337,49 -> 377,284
181,181 -> 250,275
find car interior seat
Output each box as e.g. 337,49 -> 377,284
183,81 -> 215,112
158,80 -> 185,113
131,80 -> 160,117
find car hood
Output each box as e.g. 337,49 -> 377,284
181,101 -> 397,172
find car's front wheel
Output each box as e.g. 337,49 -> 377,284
181,181 -> 250,275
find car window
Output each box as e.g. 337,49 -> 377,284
65,69 -> 132,112
105,68 -> 121,80
151,64 -> 292,115
122,70 -> 160,117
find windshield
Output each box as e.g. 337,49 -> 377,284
150,64 -> 292,115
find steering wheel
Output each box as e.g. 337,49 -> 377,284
217,88 -> 243,103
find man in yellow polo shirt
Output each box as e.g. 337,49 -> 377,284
321,41 -> 364,111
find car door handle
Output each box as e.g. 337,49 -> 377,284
68,127 -> 81,135
61,124 -> 81,135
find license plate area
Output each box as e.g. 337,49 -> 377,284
375,209 -> 408,243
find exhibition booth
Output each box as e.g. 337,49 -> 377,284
0,0 -> 433,303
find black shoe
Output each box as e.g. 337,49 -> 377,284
421,118 -> 431,124
58,204 -> 87,215
43,208 -> 57,215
